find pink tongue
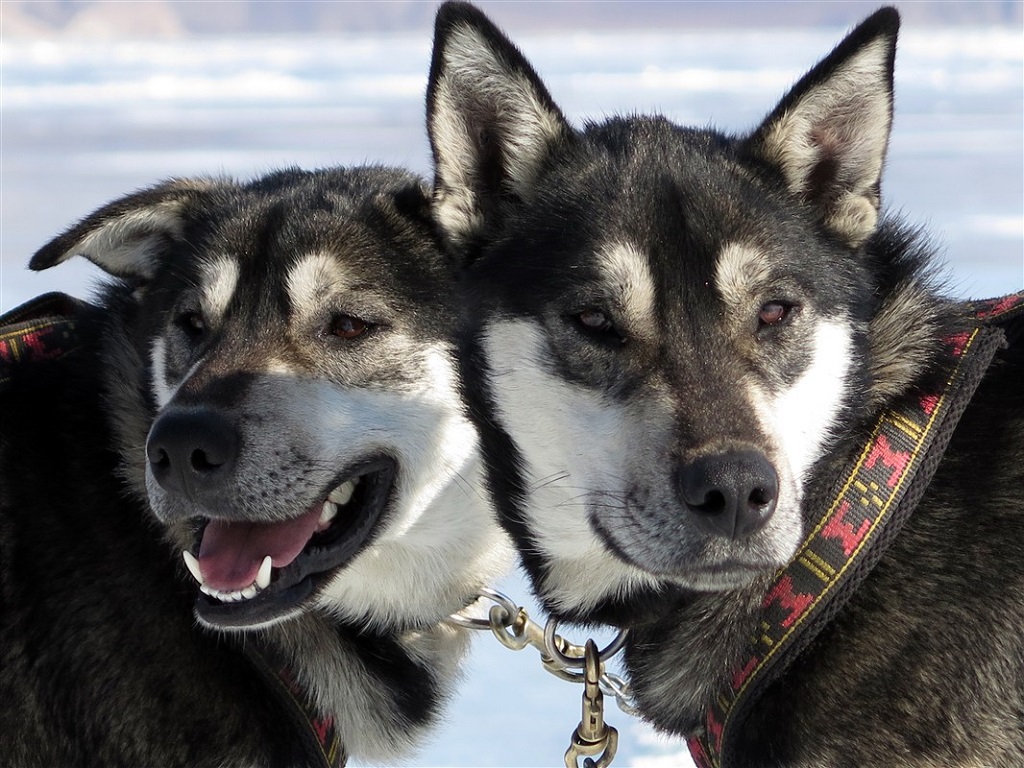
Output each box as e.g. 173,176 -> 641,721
197,504 -> 324,592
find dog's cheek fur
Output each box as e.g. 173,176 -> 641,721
748,320 -> 856,497
862,221 -> 952,411
478,318 -> 665,616
305,343 -> 513,630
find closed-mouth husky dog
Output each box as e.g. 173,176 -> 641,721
426,3 -> 1024,766
0,166 -> 510,766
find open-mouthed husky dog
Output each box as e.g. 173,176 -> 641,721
426,3 -> 1024,765
0,166 -> 510,766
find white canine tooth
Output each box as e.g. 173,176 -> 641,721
182,550 -> 204,586
319,500 -> 338,528
328,480 -> 356,506
256,555 -> 272,590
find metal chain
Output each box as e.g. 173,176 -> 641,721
447,589 -> 639,766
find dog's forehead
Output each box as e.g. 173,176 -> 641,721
542,126 -> 841,297
167,187 -> 446,321
570,119 -> 776,235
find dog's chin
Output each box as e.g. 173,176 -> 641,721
182,457 -> 398,631
630,553 -> 775,593
590,515 -> 784,594
665,562 -> 771,592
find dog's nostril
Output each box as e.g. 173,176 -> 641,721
150,447 -> 170,469
692,489 -> 727,515
189,449 -> 222,473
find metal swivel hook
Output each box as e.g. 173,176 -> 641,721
564,640 -> 618,768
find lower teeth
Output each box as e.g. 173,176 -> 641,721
187,553 -> 273,603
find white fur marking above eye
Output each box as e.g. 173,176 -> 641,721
714,242 -> 775,309
198,256 -> 239,322
286,253 -> 351,321
596,242 -> 658,339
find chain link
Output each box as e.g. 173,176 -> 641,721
447,589 -> 638,764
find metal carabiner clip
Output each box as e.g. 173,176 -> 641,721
564,640 -> 619,768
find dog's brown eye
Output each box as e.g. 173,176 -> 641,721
330,314 -> 368,340
758,301 -> 793,328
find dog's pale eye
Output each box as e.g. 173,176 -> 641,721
757,301 -> 795,328
573,308 -> 625,346
176,311 -> 207,339
330,314 -> 369,340
577,308 -> 613,332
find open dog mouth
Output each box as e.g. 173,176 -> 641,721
181,457 -> 396,628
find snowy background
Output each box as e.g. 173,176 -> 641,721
1,2 -> 1021,766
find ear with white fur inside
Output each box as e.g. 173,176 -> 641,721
746,7 -> 898,248
29,178 -> 218,280
426,1 -> 570,248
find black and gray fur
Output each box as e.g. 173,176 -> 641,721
0,166 -> 510,766
426,3 -> 1024,765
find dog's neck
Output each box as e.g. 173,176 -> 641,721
259,611 -> 470,763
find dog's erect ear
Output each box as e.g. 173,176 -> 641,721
426,1 -> 571,248
29,178 -> 217,280
746,7 -> 899,248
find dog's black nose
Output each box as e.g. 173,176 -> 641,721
677,450 -> 778,540
147,409 -> 240,499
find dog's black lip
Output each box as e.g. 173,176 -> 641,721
192,456 -> 397,629
587,508 -> 774,584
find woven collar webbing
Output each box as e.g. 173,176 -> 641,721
689,292 -> 1024,768
243,640 -> 347,768
0,292 -> 87,388
1,291 -> 346,767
